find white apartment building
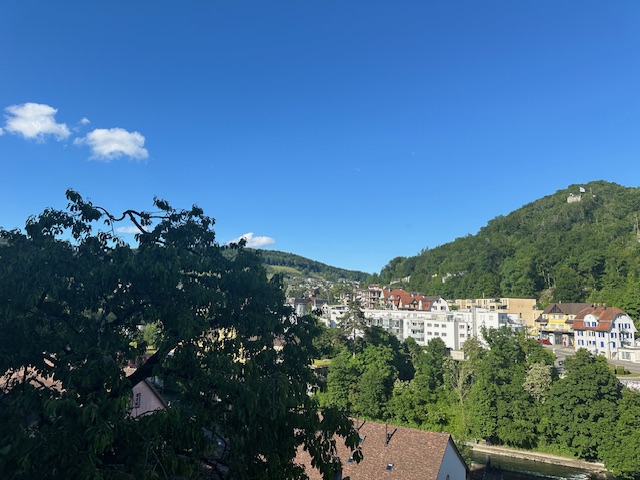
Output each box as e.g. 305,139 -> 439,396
323,295 -> 527,352
323,304 -> 350,328
365,310 -> 471,351
361,308 -> 525,351
572,306 -> 638,359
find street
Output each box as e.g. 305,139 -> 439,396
544,345 -> 640,375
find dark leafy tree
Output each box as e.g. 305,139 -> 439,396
0,191 -> 360,479
552,266 -> 585,303
352,345 -> 397,419
363,326 -> 414,381
319,348 -> 358,412
313,323 -> 347,359
544,349 -> 622,459
599,389 -> 640,478
467,328 -> 538,448
414,337 -> 447,394
387,338 -> 451,430
338,299 -> 367,357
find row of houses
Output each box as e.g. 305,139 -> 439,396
537,303 -> 640,361
324,300 -> 525,354
316,287 -> 640,362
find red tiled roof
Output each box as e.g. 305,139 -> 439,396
298,420 -> 467,480
381,289 -> 439,311
572,306 -> 628,332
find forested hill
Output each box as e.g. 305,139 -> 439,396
253,249 -> 369,283
374,181 -> 640,315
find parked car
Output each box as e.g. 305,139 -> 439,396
537,338 -> 552,345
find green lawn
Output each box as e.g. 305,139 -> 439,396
313,359 -> 331,367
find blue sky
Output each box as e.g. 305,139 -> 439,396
1,2 -> 639,274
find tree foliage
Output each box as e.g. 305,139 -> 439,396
544,349 -> 622,459
599,389 -> 640,478
319,323 -> 640,477
467,328 -> 538,448
0,191 -> 360,479
522,363 -> 553,403
338,299 -> 367,356
257,249 -> 369,282
376,181 -> 640,323
318,328 -> 407,420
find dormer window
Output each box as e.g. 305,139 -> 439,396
386,463 -> 394,472
585,315 -> 599,329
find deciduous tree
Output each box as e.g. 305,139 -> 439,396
544,349 -> 621,459
0,191 -> 359,479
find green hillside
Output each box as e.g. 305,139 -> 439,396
374,181 -> 640,317
253,249 -> 369,283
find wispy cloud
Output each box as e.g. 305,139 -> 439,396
3,102 -> 71,141
116,226 -> 140,234
229,232 -> 275,248
74,127 -> 148,161
71,117 -> 91,133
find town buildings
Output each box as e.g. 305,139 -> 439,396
572,306 -> 638,360
453,297 -> 540,330
321,286 -> 639,361
325,289 -> 527,353
534,302 -> 594,346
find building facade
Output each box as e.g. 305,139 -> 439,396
573,306 -> 638,359
535,303 -> 594,346
453,297 -> 539,329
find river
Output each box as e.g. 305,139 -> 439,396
469,450 -> 612,480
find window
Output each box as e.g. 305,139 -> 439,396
132,392 -> 141,409
386,464 -> 394,472
441,333 -> 447,337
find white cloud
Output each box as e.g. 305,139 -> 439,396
116,226 -> 140,234
79,117 -> 90,125
4,102 -> 71,141
75,127 -> 148,161
229,232 -> 275,248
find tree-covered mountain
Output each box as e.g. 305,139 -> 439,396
373,181 -> 640,316
254,249 -> 370,283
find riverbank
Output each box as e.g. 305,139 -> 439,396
472,443 -> 608,474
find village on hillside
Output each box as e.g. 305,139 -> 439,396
287,284 -> 640,364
